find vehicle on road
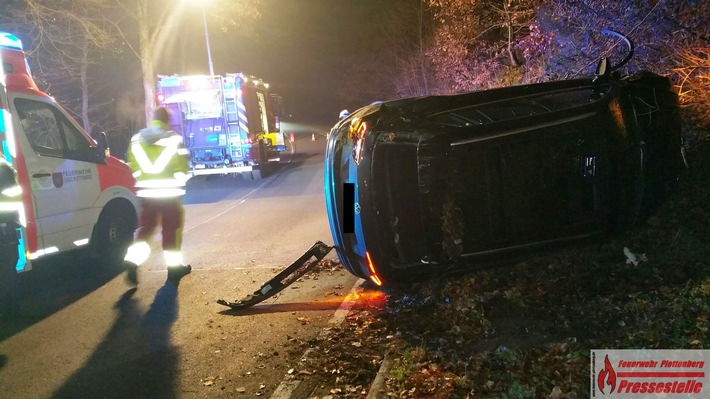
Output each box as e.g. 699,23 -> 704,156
156,73 -> 289,180
324,31 -> 684,287
0,32 -> 139,297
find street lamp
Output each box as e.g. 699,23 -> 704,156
200,3 -> 214,76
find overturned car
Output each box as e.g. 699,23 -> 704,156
324,32 -> 684,287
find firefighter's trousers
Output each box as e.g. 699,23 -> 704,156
124,196 -> 185,267
136,197 -> 184,250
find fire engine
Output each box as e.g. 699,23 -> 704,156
156,73 -> 289,180
0,32 -> 139,300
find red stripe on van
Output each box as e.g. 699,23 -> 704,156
98,156 -> 136,192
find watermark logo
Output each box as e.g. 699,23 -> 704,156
591,350 -> 708,398
598,354 -> 617,394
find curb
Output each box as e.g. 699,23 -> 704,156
366,353 -> 393,399
269,278 -> 366,399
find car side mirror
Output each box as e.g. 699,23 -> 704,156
593,58 -> 610,83
94,131 -> 110,159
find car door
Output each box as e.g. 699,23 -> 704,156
13,97 -> 100,255
443,85 -> 613,254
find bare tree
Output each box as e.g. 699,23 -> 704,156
11,0 -> 118,132
425,0 -> 535,93
537,0 -> 710,135
386,0 -> 436,97
672,47 -> 710,138
107,0 -> 261,126
334,0 -> 437,107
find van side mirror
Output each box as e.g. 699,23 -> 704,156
93,131 -> 110,159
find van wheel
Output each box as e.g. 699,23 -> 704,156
94,205 -> 136,267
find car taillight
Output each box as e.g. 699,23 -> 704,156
365,251 -> 382,286
350,119 -> 368,165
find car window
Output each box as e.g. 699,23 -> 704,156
431,109 -> 488,126
15,98 -> 91,159
431,86 -> 607,127
475,100 -> 550,122
532,87 -> 604,111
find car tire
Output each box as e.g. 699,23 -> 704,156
93,203 -> 136,267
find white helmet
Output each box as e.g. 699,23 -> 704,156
339,109 -> 350,119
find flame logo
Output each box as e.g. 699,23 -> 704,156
597,354 -> 617,394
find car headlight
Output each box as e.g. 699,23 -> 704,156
349,120 -> 368,165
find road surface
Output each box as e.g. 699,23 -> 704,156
0,126 -> 365,399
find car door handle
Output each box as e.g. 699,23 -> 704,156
32,173 -> 51,178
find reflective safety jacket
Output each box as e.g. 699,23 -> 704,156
127,120 -> 190,198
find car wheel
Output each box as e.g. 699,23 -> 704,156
93,203 -> 136,267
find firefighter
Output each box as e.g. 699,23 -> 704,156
123,106 -> 192,285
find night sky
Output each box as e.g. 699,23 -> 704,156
153,0 -> 360,125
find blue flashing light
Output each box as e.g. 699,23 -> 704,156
0,32 -> 23,50
15,227 -> 27,271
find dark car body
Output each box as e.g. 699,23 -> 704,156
324,70 -> 683,287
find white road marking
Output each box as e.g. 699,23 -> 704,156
269,380 -> 301,399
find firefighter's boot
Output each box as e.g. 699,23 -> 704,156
123,261 -> 138,286
167,264 -> 191,283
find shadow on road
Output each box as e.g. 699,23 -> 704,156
49,282 -> 182,399
0,255 -> 124,342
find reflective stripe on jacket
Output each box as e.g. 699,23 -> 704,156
127,121 -> 189,198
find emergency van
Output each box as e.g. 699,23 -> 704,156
0,32 -> 139,290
